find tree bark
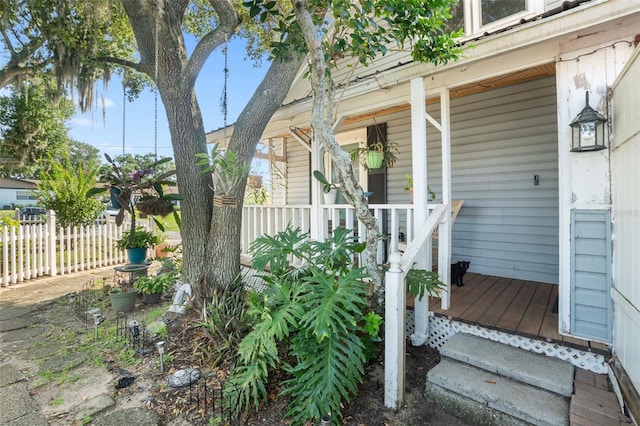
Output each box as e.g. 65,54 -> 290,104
123,0 -> 302,301
206,56 -> 304,291
294,1 -> 383,303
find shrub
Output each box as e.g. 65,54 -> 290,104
228,226 -> 381,424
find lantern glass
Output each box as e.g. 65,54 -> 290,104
569,91 -> 607,152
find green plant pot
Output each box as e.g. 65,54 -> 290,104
143,292 -> 162,305
365,150 -> 383,169
126,247 -> 147,264
109,290 -> 138,313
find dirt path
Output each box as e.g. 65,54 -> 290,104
0,267 -> 161,425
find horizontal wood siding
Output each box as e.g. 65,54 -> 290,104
570,209 -> 612,343
346,77 -> 560,283
429,77 -> 559,283
285,137 -> 311,205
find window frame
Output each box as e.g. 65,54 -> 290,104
459,0 -> 544,38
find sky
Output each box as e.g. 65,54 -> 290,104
68,36 -> 269,161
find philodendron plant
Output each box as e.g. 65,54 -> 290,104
228,225 -> 381,425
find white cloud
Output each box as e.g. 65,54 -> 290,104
71,117 -> 93,126
101,97 -> 115,108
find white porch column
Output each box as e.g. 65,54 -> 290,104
384,252 -> 405,408
438,88 -> 452,310
309,139 -> 324,241
409,77 -> 430,346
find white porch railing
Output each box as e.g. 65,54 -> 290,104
241,203 -> 443,259
0,211 -> 143,287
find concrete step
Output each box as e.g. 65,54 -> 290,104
426,358 -> 570,426
440,332 -> 574,396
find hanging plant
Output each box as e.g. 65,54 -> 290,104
196,143 -> 249,208
136,196 -> 175,216
350,140 -> 399,170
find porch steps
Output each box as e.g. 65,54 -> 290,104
426,332 -> 573,425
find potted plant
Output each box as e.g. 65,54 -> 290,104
196,143 -> 249,208
108,269 -> 145,313
116,227 -> 159,264
403,174 -> 436,203
313,170 -> 341,204
89,154 -> 180,263
134,271 -> 176,304
350,140 -> 399,170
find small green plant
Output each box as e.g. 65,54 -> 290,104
312,170 -> 339,194
403,174 -> 436,201
406,268 -> 446,299
48,397 -> 64,406
208,415 -> 224,426
115,227 -> 158,250
200,273 -> 250,366
133,272 -> 176,294
196,143 -> 249,195
82,415 -> 92,425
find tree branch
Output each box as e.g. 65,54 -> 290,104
293,0 -> 383,303
185,0 -> 241,87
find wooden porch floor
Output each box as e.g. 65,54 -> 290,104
427,272 -> 609,354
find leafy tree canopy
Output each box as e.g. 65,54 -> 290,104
0,0 -> 137,108
33,154 -> 104,227
0,81 -> 74,177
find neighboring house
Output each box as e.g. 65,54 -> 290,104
0,177 -> 38,209
209,0 -> 640,420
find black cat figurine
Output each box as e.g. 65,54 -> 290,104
451,261 -> 470,287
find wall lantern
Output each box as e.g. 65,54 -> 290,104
569,91 -> 608,152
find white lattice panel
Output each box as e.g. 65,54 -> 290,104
406,311 -> 607,374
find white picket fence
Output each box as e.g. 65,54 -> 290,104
1,211 -> 133,286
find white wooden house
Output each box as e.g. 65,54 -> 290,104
208,0 -> 640,420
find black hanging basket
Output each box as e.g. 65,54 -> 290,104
136,198 -> 174,216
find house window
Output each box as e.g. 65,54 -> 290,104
450,0 -> 543,38
16,191 -> 36,200
445,0 -> 465,34
480,0 -> 526,26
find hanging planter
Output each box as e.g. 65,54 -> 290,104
136,197 -> 174,216
350,141 -> 399,170
364,150 -> 383,169
213,195 -> 238,208
110,187 -> 123,209
248,174 -> 263,189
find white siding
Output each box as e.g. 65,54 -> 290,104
394,77 -> 559,283
285,137 -> 311,205
445,77 -> 559,283
610,47 -> 640,393
570,210 -> 612,343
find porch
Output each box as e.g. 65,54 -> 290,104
423,271 -> 609,355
